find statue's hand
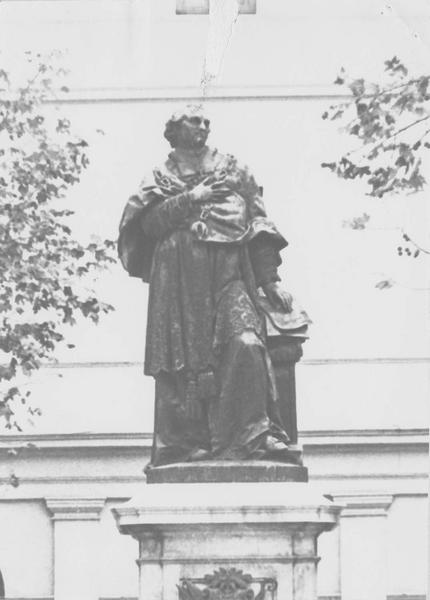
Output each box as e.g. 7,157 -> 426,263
262,282 -> 293,313
189,176 -> 228,204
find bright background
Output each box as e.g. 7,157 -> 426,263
0,0 -> 429,435
0,2 -> 428,599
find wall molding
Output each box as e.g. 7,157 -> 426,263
311,473 -> 428,482
1,472 -> 428,489
387,596 -> 426,600
318,597 -> 427,600
45,497 -> 106,521
15,357 -> 430,370
40,85 -> 353,105
0,431 -> 154,449
2,475 -> 145,486
333,494 -> 394,518
0,428 -> 427,451
1,596 -> 424,600
0,428 -> 427,450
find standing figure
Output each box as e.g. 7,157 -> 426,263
119,106 -> 296,467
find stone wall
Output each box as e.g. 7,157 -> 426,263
0,1 -> 428,598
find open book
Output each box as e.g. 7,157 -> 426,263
258,296 -> 312,338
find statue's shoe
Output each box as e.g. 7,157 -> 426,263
187,448 -> 211,462
264,435 -> 288,453
262,436 -> 303,465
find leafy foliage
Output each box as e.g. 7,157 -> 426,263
322,58 -> 430,289
322,57 -> 430,198
0,54 -> 116,429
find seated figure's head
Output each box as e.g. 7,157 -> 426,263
164,105 -> 210,150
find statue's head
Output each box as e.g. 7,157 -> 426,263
164,104 -> 210,150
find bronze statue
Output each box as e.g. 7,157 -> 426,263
119,106 -> 304,468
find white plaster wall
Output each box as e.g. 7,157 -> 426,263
1,0 -> 429,88
0,500 -> 53,597
316,523 -> 341,598
0,2 -> 428,598
98,501 -> 139,598
0,434 -> 427,598
386,495 -> 429,595
0,492 -> 426,598
59,97 -> 428,363
0,1 -> 428,438
4,360 -> 428,435
0,95 -> 425,436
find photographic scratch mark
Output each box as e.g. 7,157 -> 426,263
379,0 -> 430,55
201,0 -> 240,96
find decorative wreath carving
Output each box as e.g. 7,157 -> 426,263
178,568 -> 277,600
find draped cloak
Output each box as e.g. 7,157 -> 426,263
118,148 -> 290,465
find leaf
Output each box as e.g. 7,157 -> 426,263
9,473 -> 20,488
375,279 -> 394,290
0,57 -> 116,429
343,213 -> 371,230
321,162 -> 336,171
384,56 -> 408,77
350,78 -> 365,97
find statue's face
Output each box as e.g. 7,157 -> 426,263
176,115 -> 210,150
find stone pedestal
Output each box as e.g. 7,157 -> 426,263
267,334 -> 304,446
146,460 -> 307,484
113,483 -> 341,600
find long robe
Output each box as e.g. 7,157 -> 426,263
119,148 -> 290,466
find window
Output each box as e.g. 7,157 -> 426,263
176,0 -> 256,15
237,0 -> 256,14
176,0 -> 209,14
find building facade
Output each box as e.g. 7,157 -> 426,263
0,1 -> 428,599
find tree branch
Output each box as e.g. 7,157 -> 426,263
346,114 -> 430,158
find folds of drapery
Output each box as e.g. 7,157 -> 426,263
118,153 -> 288,283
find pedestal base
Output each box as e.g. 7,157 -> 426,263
113,482 -> 341,600
146,459 -> 308,484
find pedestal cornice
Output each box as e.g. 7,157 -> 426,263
113,482 -> 341,532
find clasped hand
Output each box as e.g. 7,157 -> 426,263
189,175 -> 229,204
189,177 -> 292,313
263,281 -> 293,313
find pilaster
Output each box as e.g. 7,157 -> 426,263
46,497 -> 106,600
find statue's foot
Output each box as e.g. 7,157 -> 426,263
264,435 -> 289,453
262,435 -> 302,465
187,448 -> 211,462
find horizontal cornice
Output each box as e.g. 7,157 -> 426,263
300,428 -> 429,447
331,493 -> 394,517
36,84 -> 354,105
46,497 -> 105,520
0,428 -> 427,450
9,357 -> 429,370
